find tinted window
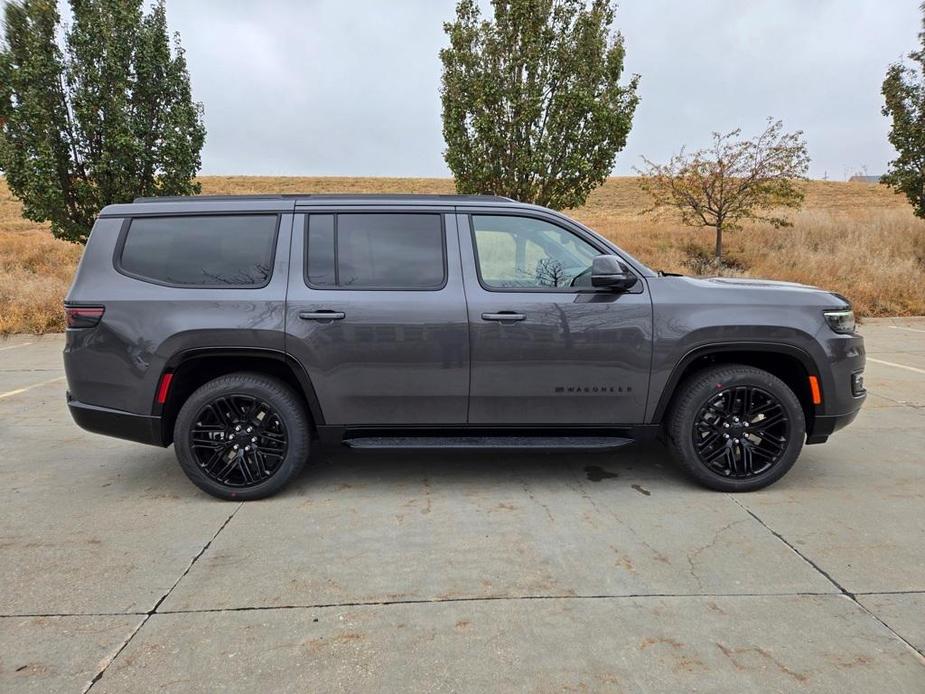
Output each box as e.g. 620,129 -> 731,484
306,213 -> 445,289
120,215 -> 277,287
472,215 -> 599,289
306,215 -> 336,287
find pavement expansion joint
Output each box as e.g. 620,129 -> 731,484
730,496 -> 925,662
4,589 -> 884,620
80,501 -> 244,693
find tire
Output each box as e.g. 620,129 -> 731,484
666,365 -> 805,492
174,372 -> 310,500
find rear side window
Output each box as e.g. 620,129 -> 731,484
119,215 -> 278,287
306,213 -> 445,289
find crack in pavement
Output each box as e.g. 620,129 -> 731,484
113,590 -> 845,616
685,517 -> 749,592
81,501 -> 244,693
0,591 -> 845,619
4,588 -> 923,620
730,496 -> 925,661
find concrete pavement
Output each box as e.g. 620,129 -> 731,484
0,318 -> 923,692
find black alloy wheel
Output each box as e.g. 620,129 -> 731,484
174,373 -> 310,500
667,365 -> 805,492
692,385 -> 790,479
190,394 -> 289,487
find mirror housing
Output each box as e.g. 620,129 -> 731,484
591,255 -> 637,291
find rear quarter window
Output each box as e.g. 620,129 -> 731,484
305,213 -> 445,290
118,215 -> 278,288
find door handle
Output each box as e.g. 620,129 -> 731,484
299,310 -> 345,321
481,312 -> 525,323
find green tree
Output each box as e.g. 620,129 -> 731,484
638,119 -> 809,264
0,0 -> 205,243
440,0 -> 639,210
882,2 -> 925,217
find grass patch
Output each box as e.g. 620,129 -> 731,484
1,176 -> 923,334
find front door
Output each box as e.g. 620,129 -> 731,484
458,211 -> 652,425
286,209 -> 469,425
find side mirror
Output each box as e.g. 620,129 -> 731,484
591,255 -> 637,291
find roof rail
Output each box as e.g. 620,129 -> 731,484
132,193 -> 517,203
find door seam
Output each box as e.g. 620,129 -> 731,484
455,210 -> 474,424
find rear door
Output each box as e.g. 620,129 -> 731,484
285,207 -> 469,425
458,210 -> 653,425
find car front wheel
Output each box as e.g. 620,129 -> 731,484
667,365 -> 806,492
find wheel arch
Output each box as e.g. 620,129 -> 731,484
156,347 -> 325,445
652,342 -> 820,435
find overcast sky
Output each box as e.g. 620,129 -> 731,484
73,1 -> 925,178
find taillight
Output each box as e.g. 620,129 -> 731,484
65,305 -> 105,328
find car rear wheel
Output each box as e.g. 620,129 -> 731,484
174,372 -> 310,500
667,365 -> 805,492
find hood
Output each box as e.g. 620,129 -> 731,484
702,277 -> 820,291
664,275 -> 850,308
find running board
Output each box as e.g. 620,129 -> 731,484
342,435 -> 634,450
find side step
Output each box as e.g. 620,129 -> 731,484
342,435 -> 634,450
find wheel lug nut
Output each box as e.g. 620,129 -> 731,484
724,434 -> 729,439
233,444 -> 239,450
235,425 -> 241,431
723,423 -> 730,428
251,437 -> 257,443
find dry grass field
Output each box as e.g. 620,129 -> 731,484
1,176 -> 924,334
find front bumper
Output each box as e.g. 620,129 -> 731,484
806,407 -> 863,444
807,330 -> 866,444
67,394 -> 165,447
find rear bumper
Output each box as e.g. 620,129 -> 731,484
67,394 -> 165,447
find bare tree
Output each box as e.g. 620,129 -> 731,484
534,258 -> 567,287
638,119 -> 809,264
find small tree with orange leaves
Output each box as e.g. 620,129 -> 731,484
638,119 -> 809,265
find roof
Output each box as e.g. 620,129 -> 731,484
101,193 -> 527,217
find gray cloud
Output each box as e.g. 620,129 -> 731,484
96,1 -> 925,178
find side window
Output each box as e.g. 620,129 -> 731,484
306,213 -> 445,289
119,215 -> 278,287
472,215 -> 600,289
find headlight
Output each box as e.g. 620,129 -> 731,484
824,308 -> 855,334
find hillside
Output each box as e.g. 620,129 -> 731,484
2,176 -> 924,334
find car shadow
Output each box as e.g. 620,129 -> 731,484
96,440 -> 700,501
282,440 -> 697,497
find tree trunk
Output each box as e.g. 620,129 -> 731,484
714,224 -> 723,264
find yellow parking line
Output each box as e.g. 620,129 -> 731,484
0,376 -> 66,400
888,325 -> 925,334
867,357 -> 925,375
0,341 -> 34,352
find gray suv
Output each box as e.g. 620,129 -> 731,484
64,194 -> 866,500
